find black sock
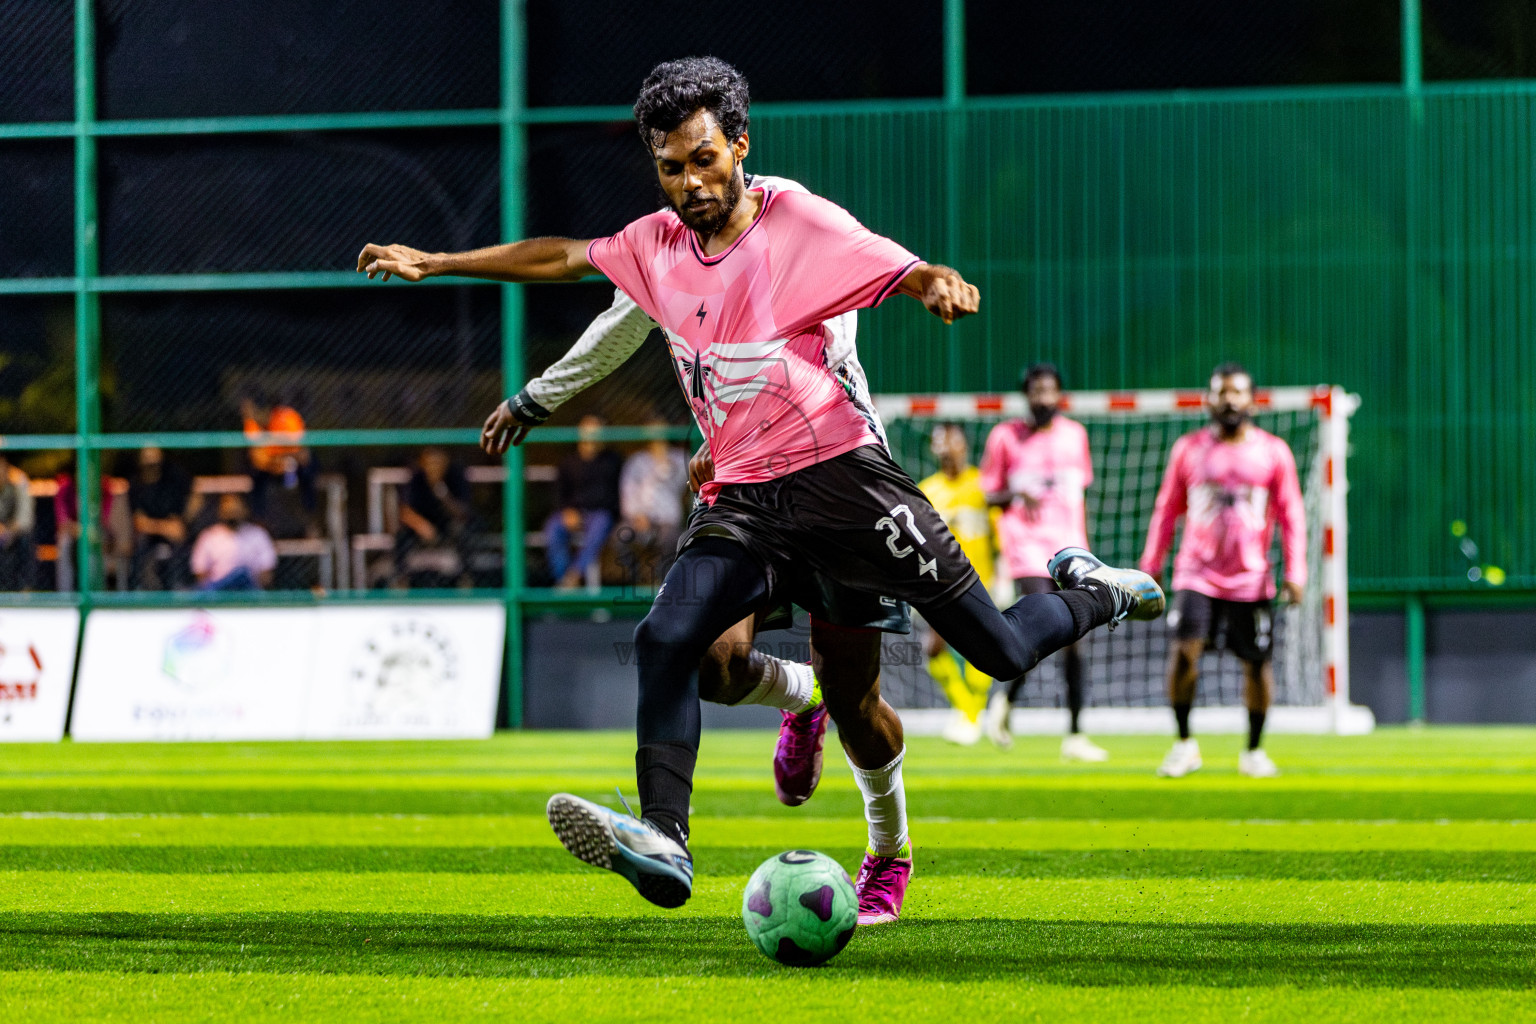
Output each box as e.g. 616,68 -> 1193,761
1173,701 -> 1192,741
1055,587 -> 1116,641
1247,709 -> 1266,751
635,741 -> 696,846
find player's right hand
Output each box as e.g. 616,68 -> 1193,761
919,264 -> 981,325
480,388 -> 551,455
688,442 -> 714,493
357,242 -> 436,282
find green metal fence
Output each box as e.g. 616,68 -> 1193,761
1,0 -> 1533,725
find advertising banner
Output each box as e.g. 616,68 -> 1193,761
71,604 -> 503,741
72,609 -> 319,741
0,608 -> 81,743
305,604 -> 504,739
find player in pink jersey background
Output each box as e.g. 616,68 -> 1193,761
1139,363 -> 1307,779
979,363 -> 1105,762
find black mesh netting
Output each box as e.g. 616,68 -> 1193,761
1423,0 -> 1536,79
521,281 -> 691,428
966,0 -> 1400,95
99,129 -> 498,276
526,0 -> 943,108
876,408 -> 1327,710
100,287 -> 500,433
524,123 -> 660,240
0,0 -> 73,123
0,141 -> 74,279
0,296 -> 75,434
96,0 -> 498,119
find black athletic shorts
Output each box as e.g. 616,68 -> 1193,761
681,444 -> 980,618
1168,590 -> 1274,664
758,569 -> 912,635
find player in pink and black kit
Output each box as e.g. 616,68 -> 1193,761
359,57 -> 1164,914
979,363 -> 1107,762
1139,363 -> 1306,779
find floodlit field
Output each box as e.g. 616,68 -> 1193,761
1,729 -> 1533,1022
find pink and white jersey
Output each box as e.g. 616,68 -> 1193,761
587,187 -> 920,502
1139,425 -> 1307,602
979,417 -> 1093,579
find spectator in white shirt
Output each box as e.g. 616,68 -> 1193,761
191,493 -> 277,591
616,417 -> 689,586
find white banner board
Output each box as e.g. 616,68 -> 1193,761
72,608 -> 319,741
72,604 -> 504,741
304,605 -> 504,739
0,608 -> 80,743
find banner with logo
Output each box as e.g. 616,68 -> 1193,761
71,604 -> 503,741
304,605 -> 504,739
72,609 -> 319,741
0,608 -> 81,743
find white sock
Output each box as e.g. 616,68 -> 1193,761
733,656 -> 816,713
846,746 -> 909,856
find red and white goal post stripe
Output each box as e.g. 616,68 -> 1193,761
873,386 -> 1373,736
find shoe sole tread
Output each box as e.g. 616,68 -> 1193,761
547,796 -> 691,910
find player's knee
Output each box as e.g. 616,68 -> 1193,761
634,611 -> 693,663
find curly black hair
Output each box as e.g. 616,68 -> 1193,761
1021,361 -> 1063,392
633,56 -> 750,151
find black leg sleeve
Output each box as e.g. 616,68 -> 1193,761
634,537 -> 772,748
918,580 -> 1079,683
632,538 -> 771,838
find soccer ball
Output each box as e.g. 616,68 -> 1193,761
741,849 -> 858,966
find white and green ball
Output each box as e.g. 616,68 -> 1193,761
741,850 -> 858,966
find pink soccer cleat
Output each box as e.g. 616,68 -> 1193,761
772,703 -> 829,806
854,846 -> 913,925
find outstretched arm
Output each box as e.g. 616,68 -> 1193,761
896,263 -> 981,325
356,237 -> 596,283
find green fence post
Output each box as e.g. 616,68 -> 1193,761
74,0 -> 100,600
1406,593 -> 1426,724
500,0 -> 528,728
942,0 -> 966,391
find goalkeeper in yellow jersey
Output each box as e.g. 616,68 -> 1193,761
917,423 -> 998,745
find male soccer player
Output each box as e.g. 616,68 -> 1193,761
978,363 -> 1104,761
480,173 -> 922,922
1139,363 -> 1306,779
359,56 -> 1163,909
916,423 -> 995,745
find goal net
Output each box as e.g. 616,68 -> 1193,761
871,386 -> 1370,735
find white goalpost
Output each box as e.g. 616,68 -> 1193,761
872,386 -> 1373,736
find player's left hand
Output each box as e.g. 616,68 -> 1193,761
356,242 -> 436,282
1282,580 -> 1304,605
917,264 -> 980,325
481,388 -> 551,455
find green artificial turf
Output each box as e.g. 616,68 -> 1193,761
1,728 -> 1534,1022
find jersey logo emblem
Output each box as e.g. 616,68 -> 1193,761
680,358 -> 713,405
695,302 -> 708,327
917,555 -> 938,579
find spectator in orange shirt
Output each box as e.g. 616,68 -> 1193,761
242,390 -> 315,526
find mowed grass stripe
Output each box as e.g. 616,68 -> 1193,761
4,786 -> 1533,820
6,814 -> 1535,851
2,845 -> 1533,882
2,917 -> 1534,991
5,973 -> 1535,1024
5,728 -> 1535,775
1,871 -> 1532,923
